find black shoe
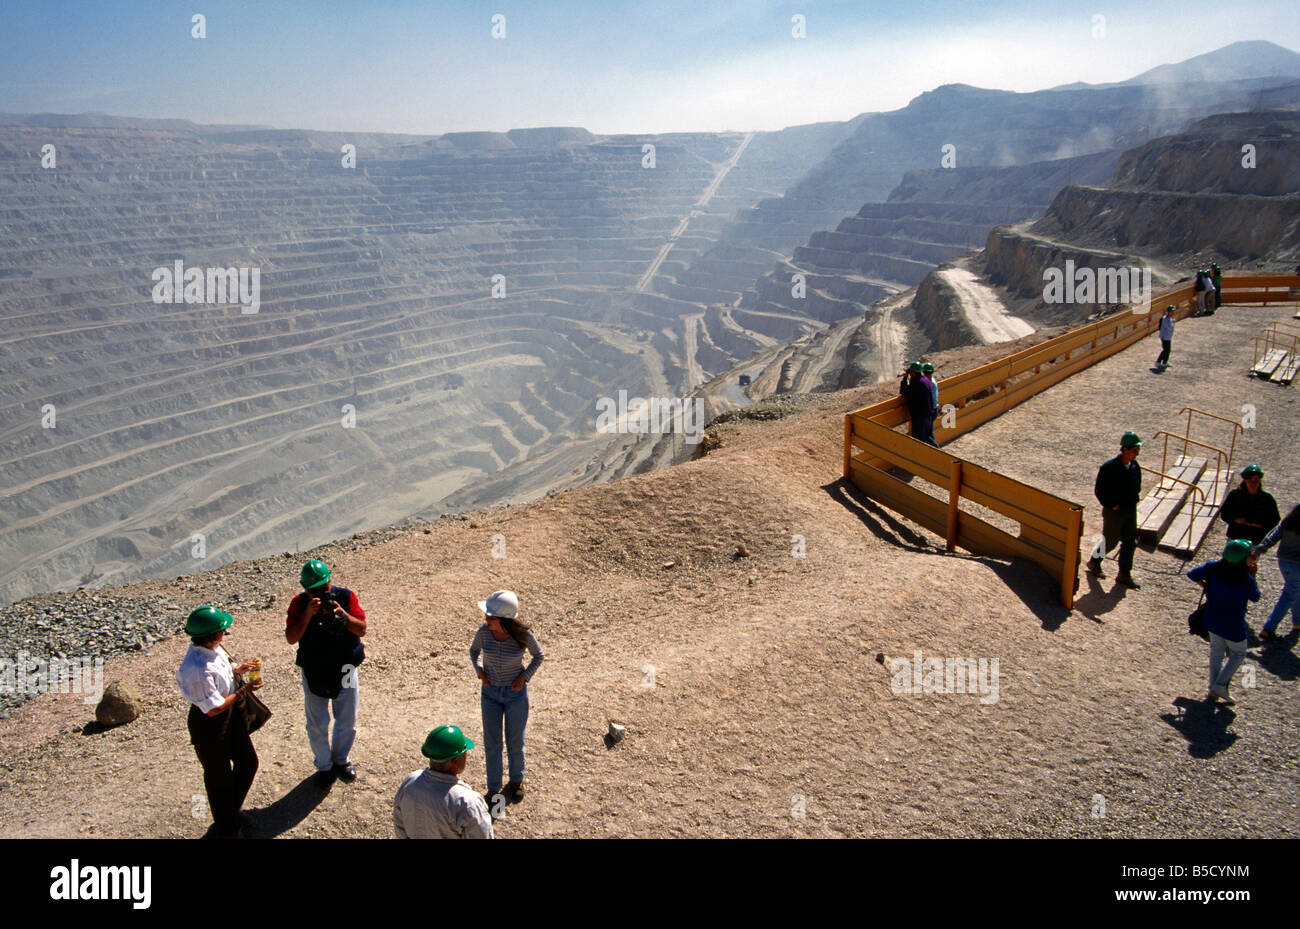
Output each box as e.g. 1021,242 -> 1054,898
1116,573 -> 1141,589
1259,629 -> 1278,643
312,768 -> 337,787
484,790 -> 507,817
1087,558 -> 1105,578
333,762 -> 357,783
503,781 -> 524,804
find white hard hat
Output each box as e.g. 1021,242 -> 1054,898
478,590 -> 519,620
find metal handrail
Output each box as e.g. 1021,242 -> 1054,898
1251,332 -> 1299,367
1177,408 -> 1243,470
1141,467 -> 1207,507
1149,430 -> 1229,481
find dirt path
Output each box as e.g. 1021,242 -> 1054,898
939,267 -> 1034,343
636,133 -> 754,293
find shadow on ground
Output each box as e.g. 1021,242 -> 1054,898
1161,696 -> 1238,758
1253,636 -> 1300,681
242,774 -> 332,838
824,478 -> 1072,630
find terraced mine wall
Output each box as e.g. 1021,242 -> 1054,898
0,119 -> 867,605
977,111 -> 1300,326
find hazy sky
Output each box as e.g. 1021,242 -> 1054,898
2,1 -> 1298,135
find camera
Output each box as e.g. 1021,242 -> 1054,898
310,590 -> 347,633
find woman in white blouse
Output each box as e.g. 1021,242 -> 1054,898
176,606 -> 263,838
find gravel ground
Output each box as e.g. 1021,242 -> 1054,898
0,308 -> 1295,839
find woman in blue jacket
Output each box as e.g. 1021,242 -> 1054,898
1188,539 -> 1261,705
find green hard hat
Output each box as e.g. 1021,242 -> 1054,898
1165,304 -> 1175,312
1120,432 -> 1144,448
421,724 -> 474,762
922,362 -> 935,374
185,605 -> 233,637
908,361 -> 923,372
300,559 -> 331,589
1223,539 -> 1253,564
1241,464 -> 1263,477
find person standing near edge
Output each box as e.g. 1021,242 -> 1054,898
921,362 -> 939,440
1211,263 -> 1222,310
1089,432 -> 1144,588
1155,305 -> 1175,369
1254,503 -> 1300,643
470,590 -> 544,808
285,559 -> 367,784
900,361 -> 936,447
1220,465 -> 1280,545
1189,539 -> 1261,705
176,606 -> 263,838
393,725 -> 494,839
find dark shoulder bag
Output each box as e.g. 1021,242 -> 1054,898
1187,567 -> 1212,641
231,668 -> 272,735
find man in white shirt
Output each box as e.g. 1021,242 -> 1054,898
394,725 -> 494,839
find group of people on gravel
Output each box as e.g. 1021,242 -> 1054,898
1088,431 -> 1298,705
1194,265 -> 1222,315
899,360 -> 939,447
176,560 -> 542,839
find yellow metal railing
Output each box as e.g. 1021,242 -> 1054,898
843,273 -> 1300,609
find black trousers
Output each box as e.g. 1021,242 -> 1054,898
909,410 -> 939,448
1157,339 -> 1171,366
1101,507 -> 1138,574
188,704 -> 258,835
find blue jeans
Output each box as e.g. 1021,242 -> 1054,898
1209,633 -> 1247,691
1263,559 -> 1300,634
480,684 -> 529,791
301,669 -> 359,772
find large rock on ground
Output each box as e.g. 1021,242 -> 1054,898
95,681 -> 143,727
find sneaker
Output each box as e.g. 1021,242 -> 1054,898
1087,558 -> 1106,578
332,762 -> 357,783
503,781 -> 525,804
1116,573 -> 1141,589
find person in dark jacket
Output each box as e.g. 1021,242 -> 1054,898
1089,431 -> 1144,588
1188,539 -> 1261,704
1255,503 -> 1300,642
1219,464 -> 1280,545
899,361 -> 937,447
285,559 -> 367,783
921,362 -> 939,440
1210,263 -> 1222,310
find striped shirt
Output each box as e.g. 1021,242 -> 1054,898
470,625 -> 544,686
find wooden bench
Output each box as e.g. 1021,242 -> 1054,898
1251,348 -> 1289,379
1137,456 -> 1207,540
1158,467 -> 1232,555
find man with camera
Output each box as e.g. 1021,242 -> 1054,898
286,559 -> 367,784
